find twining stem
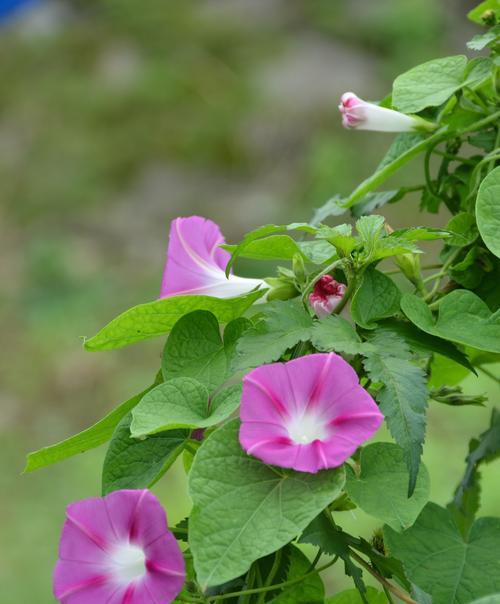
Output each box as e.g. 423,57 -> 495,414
349,551 -> 418,604
256,550 -> 282,604
343,110 -> 500,209
205,558 -> 339,602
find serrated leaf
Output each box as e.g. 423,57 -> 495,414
363,351 -> 427,496
467,25 -> 500,50
325,587 -> 388,604
310,195 -> 347,226
298,239 -> 336,264
346,443 -> 430,531
299,514 -> 366,598
84,290 -> 265,351
392,55 -> 467,113
356,215 -> 385,254
188,420 -> 345,588
476,166 -> 500,259
401,290 -> 500,353
101,412 -> 187,494
351,269 -> 402,330
311,315 -> 366,355
162,311 -> 226,392
384,503 -> 500,604
24,382 -> 157,473
233,300 -> 314,370
317,224 -> 358,256
267,546 -> 324,604
449,409 -> 500,534
375,319 -> 473,372
389,227 -> 451,242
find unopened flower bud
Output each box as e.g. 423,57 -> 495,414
309,275 -> 346,318
339,92 -> 436,133
292,253 -> 307,286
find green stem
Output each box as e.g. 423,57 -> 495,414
343,129 -> 447,208
301,258 -> 345,303
308,548 -> 323,572
205,558 -> 338,602
349,551 -> 418,604
343,109 -> 500,210
478,365 -> 500,383
256,550 -> 282,604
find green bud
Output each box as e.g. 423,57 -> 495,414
267,283 -> 299,301
292,253 -> 307,286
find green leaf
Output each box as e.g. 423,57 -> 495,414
469,596 -> 500,604
429,353 -> 471,387
317,224 -> 358,257
226,223 -> 316,276
377,134 -> 426,172
449,409 -> 500,534
299,513 -> 366,598
188,419 -> 345,588
389,227 -> 451,242
222,234 -> 306,261
24,383 -> 156,472
84,290 -> 265,351
384,503 -> 500,604
375,319 -> 473,372
363,349 -> 428,496
310,195 -> 347,226
346,442 -> 430,531
162,311 -> 226,392
356,215 -> 385,253
297,240 -> 336,264
446,212 -> 479,247
267,546 -> 325,604
467,26 -> 500,50
311,315 -> 365,355
476,166 -> 500,259
223,317 -> 252,374
351,190 -> 403,218
468,0 -> 500,24
101,413 -> 188,494
233,300 -> 314,370
131,379 -> 241,437
392,55 -> 467,113
401,290 -> 500,353
325,587 -> 388,604
351,269 -> 402,330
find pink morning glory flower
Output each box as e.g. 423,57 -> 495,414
160,215 -> 265,298
239,353 -> 383,473
309,275 -> 346,318
339,92 -> 432,132
53,489 -> 185,604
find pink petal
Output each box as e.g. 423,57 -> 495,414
160,215 -> 265,299
54,490 -> 185,604
239,353 -> 383,472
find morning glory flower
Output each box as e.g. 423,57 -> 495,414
53,489 -> 185,604
239,353 -> 383,473
309,275 -> 346,318
339,92 -> 432,132
161,215 -> 266,298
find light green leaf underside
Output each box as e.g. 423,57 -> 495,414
84,290 -> 265,351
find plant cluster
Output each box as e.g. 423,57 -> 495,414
27,4 -> 500,604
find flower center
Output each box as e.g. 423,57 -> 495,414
110,543 -> 146,584
287,412 -> 326,445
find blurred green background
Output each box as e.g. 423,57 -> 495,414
1,0 -> 498,601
